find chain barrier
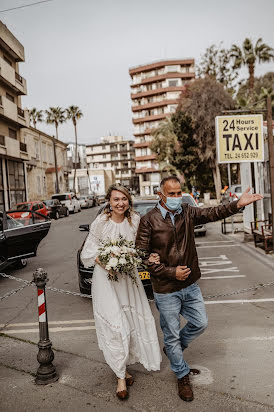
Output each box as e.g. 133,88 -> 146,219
1,272 -> 274,302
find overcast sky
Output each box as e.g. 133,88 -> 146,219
1,0 -> 274,145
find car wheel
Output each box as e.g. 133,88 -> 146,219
200,232 -> 206,237
66,209 -> 69,217
73,207 -> 75,214
15,258 -> 28,269
55,211 -> 60,220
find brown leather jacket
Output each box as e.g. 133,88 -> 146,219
135,200 -> 240,294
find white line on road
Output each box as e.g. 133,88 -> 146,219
197,245 -> 238,248
205,298 -> 274,304
0,319 -> 95,328
225,336 -> 274,342
201,275 -> 246,279
2,325 -> 96,334
196,240 -> 235,244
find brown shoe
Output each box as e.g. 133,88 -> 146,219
116,389 -> 128,400
126,376 -> 134,386
178,373 -> 193,402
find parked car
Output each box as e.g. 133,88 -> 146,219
97,194 -> 106,204
221,184 -> 242,204
51,192 -> 81,214
79,196 -> 93,209
77,196 -> 206,295
88,194 -> 99,207
0,211 -> 51,271
43,199 -> 69,219
8,201 -> 48,225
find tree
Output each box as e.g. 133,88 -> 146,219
45,107 -> 66,193
66,105 -> 83,194
230,38 -> 274,102
179,77 -> 235,200
45,107 -> 66,140
236,72 -> 274,114
28,108 -> 43,128
197,43 -> 238,93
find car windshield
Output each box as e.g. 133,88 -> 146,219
52,195 -> 68,201
14,203 -> 32,211
44,200 -> 54,206
182,196 -> 196,207
133,202 -> 157,216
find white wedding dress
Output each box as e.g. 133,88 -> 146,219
81,212 -> 162,378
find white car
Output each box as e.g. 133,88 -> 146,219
79,196 -> 93,209
51,192 -> 81,214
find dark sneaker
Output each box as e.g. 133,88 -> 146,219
178,373 -> 193,402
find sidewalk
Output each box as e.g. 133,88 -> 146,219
1,333 -> 273,412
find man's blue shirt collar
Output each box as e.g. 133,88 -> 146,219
157,201 -> 182,221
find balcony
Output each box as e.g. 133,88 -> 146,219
0,56 -> 27,95
131,85 -> 186,100
133,113 -> 166,124
0,95 -> 27,127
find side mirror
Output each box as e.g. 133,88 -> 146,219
79,224 -> 89,232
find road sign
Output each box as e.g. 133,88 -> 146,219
216,114 -> 264,163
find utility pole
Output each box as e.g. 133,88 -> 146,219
53,139 -> 59,194
266,96 -> 274,251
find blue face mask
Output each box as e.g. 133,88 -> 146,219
161,193 -> 182,211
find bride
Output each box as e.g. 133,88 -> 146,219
81,184 -> 161,400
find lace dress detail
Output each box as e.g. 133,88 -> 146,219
81,213 -> 162,378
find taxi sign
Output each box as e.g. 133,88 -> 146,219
215,114 -> 264,163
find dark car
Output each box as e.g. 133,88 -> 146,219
43,199 -> 69,219
77,196 -> 206,295
0,211 -> 51,271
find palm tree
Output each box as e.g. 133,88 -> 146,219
29,108 -> 43,128
66,105 -> 83,194
45,107 -> 66,193
230,38 -> 274,102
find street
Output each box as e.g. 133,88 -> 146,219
0,207 -> 274,412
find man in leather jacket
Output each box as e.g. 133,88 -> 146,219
135,176 -> 263,402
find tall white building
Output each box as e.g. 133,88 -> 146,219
129,59 -> 195,196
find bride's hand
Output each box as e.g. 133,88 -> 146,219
148,253 -> 160,265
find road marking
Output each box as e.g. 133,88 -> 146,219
2,325 -> 96,334
225,336 -> 274,342
197,245 -> 238,248
190,366 -> 213,385
196,240 -> 234,244
205,298 -> 274,304
199,255 -> 228,259
0,319 -> 95,328
201,267 -> 239,274
201,275 -> 246,279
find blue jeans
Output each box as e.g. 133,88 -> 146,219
154,283 -> 208,379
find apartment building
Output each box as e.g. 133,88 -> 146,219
0,21 -> 28,211
86,136 -> 138,190
67,142 -> 87,170
129,59 -> 195,196
21,126 -> 69,201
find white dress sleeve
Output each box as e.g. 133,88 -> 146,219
132,212 -> 140,241
81,215 -> 104,268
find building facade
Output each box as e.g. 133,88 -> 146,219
21,126 -> 69,201
0,21 -> 28,211
68,168 -> 115,196
67,142 -> 87,170
86,136 -> 138,190
129,59 -> 195,196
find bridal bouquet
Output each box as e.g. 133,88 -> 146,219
98,235 -> 145,284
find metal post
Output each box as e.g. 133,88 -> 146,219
33,268 -> 58,385
227,164 -> 234,234
266,96 -> 274,251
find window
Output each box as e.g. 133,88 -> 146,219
103,163 -> 107,168
6,93 -> 15,103
7,160 -> 26,208
166,65 -> 180,72
168,80 -> 179,87
8,128 -> 17,139
36,176 -> 41,195
103,154 -> 106,159
42,143 -> 47,162
35,141 -> 40,159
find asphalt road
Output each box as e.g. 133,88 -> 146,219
0,206 -> 274,412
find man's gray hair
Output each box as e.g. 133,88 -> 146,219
160,176 -> 181,189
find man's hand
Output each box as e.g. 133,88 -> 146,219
175,266 -> 191,281
237,187 -> 263,209
148,253 -> 160,265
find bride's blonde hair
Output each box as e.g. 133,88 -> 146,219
104,184 -> 134,225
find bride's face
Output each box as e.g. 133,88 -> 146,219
109,190 -> 129,216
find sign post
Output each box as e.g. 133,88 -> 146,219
216,114 -> 264,235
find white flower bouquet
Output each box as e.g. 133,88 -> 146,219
98,235 -> 145,284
